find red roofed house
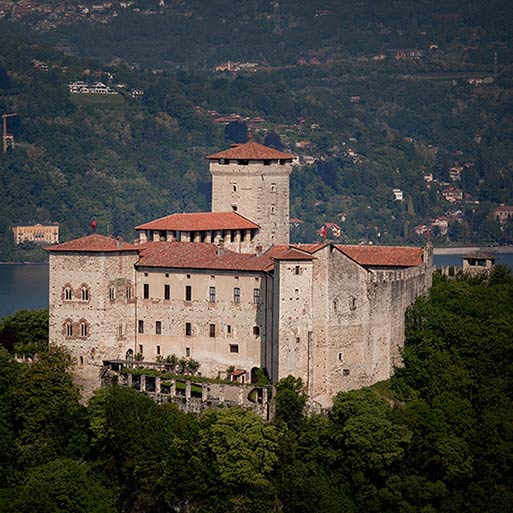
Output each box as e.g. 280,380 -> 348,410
49,141 -> 433,409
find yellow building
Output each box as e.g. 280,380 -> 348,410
12,223 -> 59,245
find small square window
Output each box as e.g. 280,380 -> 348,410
253,326 -> 260,336
229,344 -> 239,353
343,369 -> 350,376
165,273 -> 169,277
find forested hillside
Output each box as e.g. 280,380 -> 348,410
1,269 -> 512,512
1,0 -> 513,260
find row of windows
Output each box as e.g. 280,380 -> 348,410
63,285 -> 134,302
143,284 -> 261,304
137,343 -> 240,356
138,320 -> 260,337
63,285 -> 89,301
64,320 -> 88,337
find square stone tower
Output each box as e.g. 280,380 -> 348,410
207,141 -> 294,249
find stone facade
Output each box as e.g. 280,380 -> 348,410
49,141 -> 433,408
49,249 -> 138,395
210,160 -> 292,249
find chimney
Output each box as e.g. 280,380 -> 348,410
255,245 -> 263,257
216,238 -> 225,256
116,236 -> 123,248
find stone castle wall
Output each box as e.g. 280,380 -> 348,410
272,259 -> 314,384
136,267 -> 271,378
49,251 -> 138,396
210,160 -> 291,248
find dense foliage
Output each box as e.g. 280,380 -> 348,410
1,0 -> 513,259
0,269 -> 512,511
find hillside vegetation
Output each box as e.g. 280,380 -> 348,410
1,0 -> 513,260
1,269 -> 512,512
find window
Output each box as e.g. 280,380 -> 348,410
185,322 -> 192,336
126,286 -> 133,300
350,297 -> 357,310
118,324 -> 124,338
64,287 -> 72,301
209,324 -> 216,338
295,265 -> 300,275
138,344 -> 143,355
209,286 -> 216,302
343,369 -> 350,376
165,273 -> 169,277
156,345 -> 161,355
185,285 -> 192,301
65,321 -> 73,337
270,205 -> 276,215
232,205 -> 238,212
156,321 -> 162,335
81,287 -> 89,301
227,325 -> 232,335
253,326 -> 260,336
338,352 -> 344,362
80,322 -> 88,337
185,347 -> 191,357
232,184 -> 237,192
253,288 -> 260,304
138,320 -> 144,333
143,283 -> 149,299
229,344 -> 239,353
270,182 -> 276,192
79,356 -> 84,366
233,287 -> 241,304
164,284 -> 170,300
109,286 -> 116,300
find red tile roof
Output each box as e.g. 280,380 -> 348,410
206,141 -> 294,161
48,234 -> 138,253
137,242 -> 273,272
265,245 -> 316,261
135,211 -> 259,231
335,245 -> 424,267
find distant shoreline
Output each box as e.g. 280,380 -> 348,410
433,246 -> 513,255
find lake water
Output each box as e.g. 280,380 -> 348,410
1,252 -> 513,319
0,264 -> 49,320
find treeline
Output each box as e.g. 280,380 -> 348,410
0,268 -> 512,512
1,5 -> 513,258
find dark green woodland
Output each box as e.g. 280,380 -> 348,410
0,269 -> 512,512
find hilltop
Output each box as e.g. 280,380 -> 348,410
1,0 -> 513,260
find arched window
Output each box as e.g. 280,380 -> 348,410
126,285 -> 133,300
64,286 -> 73,301
81,286 -> 89,301
80,322 -> 88,337
253,326 -> 260,336
79,356 -> 84,366
109,286 -> 116,301
65,320 -> 73,337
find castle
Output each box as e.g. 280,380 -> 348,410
48,141 -> 433,408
